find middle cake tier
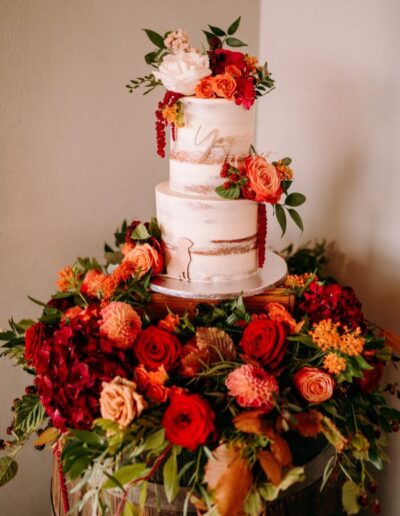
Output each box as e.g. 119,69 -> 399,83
156,182 -> 259,283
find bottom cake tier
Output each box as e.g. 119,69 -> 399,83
155,182 -> 260,283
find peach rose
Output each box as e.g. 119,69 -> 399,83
80,269 -> 107,297
294,367 -> 335,403
244,155 -> 282,203
212,73 -> 237,100
123,243 -> 163,277
100,376 -> 146,428
195,76 -> 215,98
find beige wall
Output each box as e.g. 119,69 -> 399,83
0,1 -> 260,514
258,1 -> 400,515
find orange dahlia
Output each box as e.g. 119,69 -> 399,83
99,301 -> 142,349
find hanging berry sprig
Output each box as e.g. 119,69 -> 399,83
155,91 -> 184,158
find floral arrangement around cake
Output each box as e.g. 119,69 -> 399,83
0,223 -> 399,516
126,18 -> 305,236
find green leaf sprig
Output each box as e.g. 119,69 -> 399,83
203,17 -> 247,49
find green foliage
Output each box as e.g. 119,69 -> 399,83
163,446 -> 181,503
280,240 -> 329,276
143,29 -> 165,49
228,16 -> 241,35
215,184 -> 241,200
13,394 -> 46,437
126,74 -> 161,95
203,18 -> 247,49
0,319 -> 28,368
0,457 -> 18,487
103,463 -> 148,489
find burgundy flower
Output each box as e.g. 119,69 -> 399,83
298,282 -> 364,329
234,76 -> 256,110
33,305 -> 135,431
210,49 -> 246,75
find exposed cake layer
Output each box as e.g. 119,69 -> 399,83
170,98 -> 254,197
156,182 -> 258,282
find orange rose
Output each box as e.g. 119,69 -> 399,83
212,73 -> 237,100
294,367 -> 335,403
80,269 -> 107,297
244,155 -> 282,203
124,243 -> 163,277
225,64 -> 242,78
100,376 -> 146,428
195,76 -> 215,98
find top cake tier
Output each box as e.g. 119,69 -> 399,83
169,98 -> 255,197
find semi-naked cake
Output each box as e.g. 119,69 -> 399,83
156,97 -> 260,283
125,23 -> 305,286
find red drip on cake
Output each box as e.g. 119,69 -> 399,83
257,203 -> 267,268
155,91 -> 183,157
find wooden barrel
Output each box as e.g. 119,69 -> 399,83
51,446 -> 344,516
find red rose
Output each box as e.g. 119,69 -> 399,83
25,322 -> 45,366
294,367 -> 335,403
162,390 -> 216,451
357,362 -> 384,393
240,319 -> 288,369
211,49 -> 246,75
134,326 -> 182,372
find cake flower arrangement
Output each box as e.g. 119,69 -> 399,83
0,224 -> 399,516
127,18 -> 306,236
126,18 -> 274,159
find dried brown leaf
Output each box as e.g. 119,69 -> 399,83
196,327 -> 237,361
258,450 -> 282,486
381,328 -> 400,353
233,410 -> 271,436
291,410 -> 324,437
270,435 -> 292,468
204,444 -> 253,516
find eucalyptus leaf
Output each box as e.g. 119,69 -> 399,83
163,447 -> 179,503
103,463 -> 148,489
208,25 -> 225,37
288,209 -> 304,232
227,16 -> 241,35
225,37 -> 247,47
285,193 -> 306,207
143,29 -> 165,48
275,204 -> 287,236
122,501 -> 139,516
0,457 -> 18,487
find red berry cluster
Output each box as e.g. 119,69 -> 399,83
257,203 -> 267,268
155,91 -> 183,158
220,161 -> 248,188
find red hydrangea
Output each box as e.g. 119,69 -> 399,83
298,282 -> 365,329
32,305 -> 135,431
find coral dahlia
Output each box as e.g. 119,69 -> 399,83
100,302 -> 142,349
225,364 -> 279,412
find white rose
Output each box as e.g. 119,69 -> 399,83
153,52 -> 211,96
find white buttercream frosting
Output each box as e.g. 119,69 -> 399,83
156,182 -> 259,282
